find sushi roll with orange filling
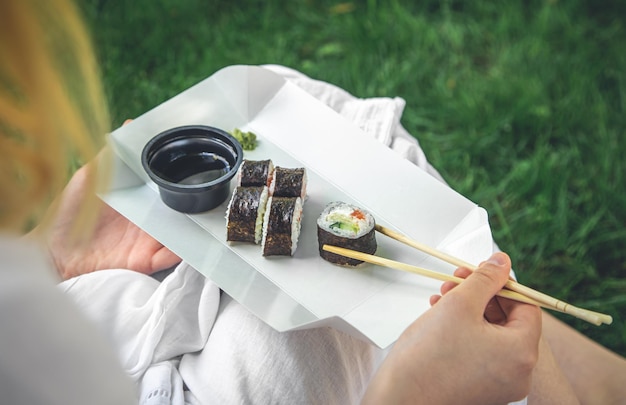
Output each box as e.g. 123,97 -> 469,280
317,201 -> 377,266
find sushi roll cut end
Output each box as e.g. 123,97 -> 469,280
317,202 -> 377,266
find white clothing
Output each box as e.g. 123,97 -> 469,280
61,263 -> 384,405
0,235 -> 136,405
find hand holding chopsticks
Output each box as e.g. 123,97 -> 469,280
322,224 -> 612,326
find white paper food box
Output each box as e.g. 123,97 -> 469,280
104,65 -> 494,349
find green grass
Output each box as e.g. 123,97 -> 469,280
82,0 -> 626,354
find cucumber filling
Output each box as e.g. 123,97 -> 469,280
327,213 -> 360,234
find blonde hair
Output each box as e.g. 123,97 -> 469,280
0,0 -> 110,234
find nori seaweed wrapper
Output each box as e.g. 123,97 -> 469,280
239,159 -> 273,187
272,167 -> 305,197
317,226 -> 377,266
262,196 -> 297,256
226,186 -> 265,243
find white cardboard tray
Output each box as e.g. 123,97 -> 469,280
104,65 -> 494,348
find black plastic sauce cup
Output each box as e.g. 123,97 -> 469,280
141,125 -> 244,213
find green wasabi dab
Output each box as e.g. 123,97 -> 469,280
231,128 -> 257,150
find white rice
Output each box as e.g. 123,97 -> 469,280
289,197 -> 303,255
254,186 -> 269,243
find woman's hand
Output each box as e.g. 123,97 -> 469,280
362,252 -> 542,405
38,163 -> 181,280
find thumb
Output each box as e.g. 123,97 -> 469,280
452,252 -> 512,316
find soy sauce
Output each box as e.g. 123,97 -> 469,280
158,152 -> 231,185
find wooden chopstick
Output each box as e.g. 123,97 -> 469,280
374,224 -> 612,326
322,244 -> 604,326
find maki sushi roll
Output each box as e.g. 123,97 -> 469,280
268,167 -> 307,199
261,196 -> 303,256
226,186 -> 269,244
317,201 -> 377,266
238,159 -> 274,187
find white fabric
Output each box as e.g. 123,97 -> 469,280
61,263 -> 384,405
180,294 -> 382,404
59,263 -> 220,382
